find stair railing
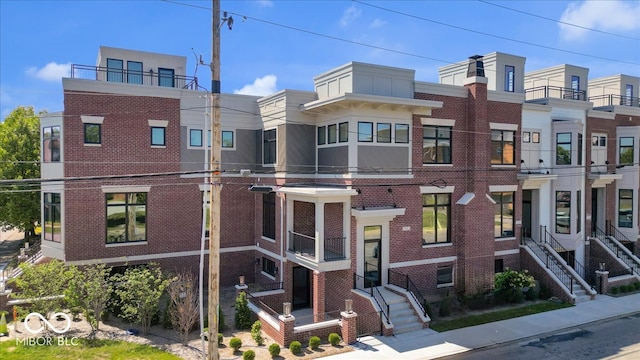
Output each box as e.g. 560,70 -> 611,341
527,239 -> 574,294
594,225 -> 637,276
353,273 -> 390,324
540,227 -> 589,282
388,269 -> 428,317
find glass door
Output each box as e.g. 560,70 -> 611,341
364,225 -> 381,288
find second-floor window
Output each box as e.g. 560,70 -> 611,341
263,129 -> 276,164
395,124 -> 409,143
339,122 -> 349,142
328,124 -> 337,144
618,189 -> 633,228
491,130 -> 515,165
422,193 -> 450,244
106,193 -> 147,244
43,192 -> 61,242
222,131 -> 234,148
556,133 -> 572,165
556,191 -> 571,234
190,129 -> 203,147
262,192 -> 276,239
423,126 -> 451,164
619,137 -> 634,165
504,65 -> 515,92
84,123 -> 101,144
377,123 -> 391,143
317,126 -> 326,145
43,126 -> 60,162
151,127 -> 165,146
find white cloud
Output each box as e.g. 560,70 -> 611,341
26,62 -> 71,82
256,0 -> 273,7
340,5 -> 361,27
370,18 -> 386,29
559,0 -> 640,41
233,75 -> 277,96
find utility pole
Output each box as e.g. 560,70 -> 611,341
208,0 -> 221,359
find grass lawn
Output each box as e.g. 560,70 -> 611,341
0,338 -> 181,360
430,301 -> 573,332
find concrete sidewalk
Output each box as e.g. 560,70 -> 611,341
327,293 -> 640,360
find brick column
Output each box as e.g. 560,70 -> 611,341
340,311 -> 357,345
313,270 -> 325,322
279,315 -> 296,347
595,270 -> 609,294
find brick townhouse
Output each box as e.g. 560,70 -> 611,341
38,46 -> 639,336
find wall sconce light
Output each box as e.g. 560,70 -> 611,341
283,302 -> 292,317
590,161 -> 595,165
387,188 -> 397,208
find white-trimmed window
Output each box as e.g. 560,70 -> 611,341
149,120 -> 168,147
190,129 -> 203,148
263,129 -> 276,165
437,265 -> 453,287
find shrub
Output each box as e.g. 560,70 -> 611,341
525,287 -> 538,301
268,343 -> 281,357
611,286 -> 619,294
439,297 -> 452,317
495,268 -> 535,293
309,335 -> 321,350
423,300 -> 434,319
465,292 -> 490,310
250,320 -> 264,346
234,292 -> 252,330
620,285 -> 629,293
217,333 -> 223,345
328,332 -> 341,346
242,349 -> 256,360
229,337 -> 242,351
289,340 -> 302,354
634,282 -> 640,290
538,284 -> 552,300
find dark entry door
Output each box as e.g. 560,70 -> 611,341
522,190 -> 532,238
364,225 -> 382,288
292,266 -> 311,309
592,189 -> 598,234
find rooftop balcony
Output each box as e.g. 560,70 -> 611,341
525,85 -> 587,102
588,94 -> 640,108
70,64 -> 199,90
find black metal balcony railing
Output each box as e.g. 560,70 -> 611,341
589,94 -> 640,108
324,236 -> 346,261
288,231 -> 316,258
71,64 -> 199,90
525,85 -> 587,101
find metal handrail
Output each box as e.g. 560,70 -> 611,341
245,290 -> 280,318
526,239 -> 574,293
594,226 -> 637,276
288,231 -> 316,258
353,273 -> 390,324
70,64 -> 199,90
540,227 -> 588,281
388,269 -> 427,317
247,281 -> 283,293
324,236 -> 346,261
588,94 -> 640,108
525,85 -> 587,101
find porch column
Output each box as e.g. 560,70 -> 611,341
313,270 -> 325,322
343,198 -> 351,260
286,197 -> 294,252
315,201 -> 325,262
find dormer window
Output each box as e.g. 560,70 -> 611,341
504,65 -> 515,92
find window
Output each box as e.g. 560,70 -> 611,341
422,193 -> 450,244
358,122 -> 373,142
577,133 -> 583,166
571,75 -> 580,100
577,190 -> 582,233
555,191 -> 571,234
377,123 -> 391,143
618,189 -> 633,228
495,259 -> 504,274
625,84 -> 633,106
262,257 -> 276,276
395,124 -> 409,143
190,129 -> 203,147
556,133 -> 572,165
158,68 -> 175,88
151,127 -> 165,146
619,137 -> 634,165
422,126 -> 452,164
339,122 -> 349,143
592,135 -> 606,147
328,124 -> 337,144
436,266 -> 453,286
43,193 -> 61,242
504,65 -> 515,92
317,126 -> 326,145
492,192 -> 514,238
106,193 -> 146,243
43,126 -> 60,162
522,131 -> 530,143
84,123 -> 101,144
263,129 -> 276,164
491,130 -> 515,165
127,61 -> 143,84
532,132 -> 540,143
107,58 -> 123,82
262,192 -> 276,239
222,131 -> 234,148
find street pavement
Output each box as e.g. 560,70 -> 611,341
327,292 -> 640,360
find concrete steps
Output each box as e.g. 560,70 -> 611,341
377,287 -> 423,334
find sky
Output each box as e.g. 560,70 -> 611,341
1,0 -> 639,119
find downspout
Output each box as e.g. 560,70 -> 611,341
280,193 -> 285,284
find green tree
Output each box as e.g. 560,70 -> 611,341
112,264 -> 170,334
8,259 -> 73,319
65,263 -> 113,335
234,291 -> 251,330
0,106 -> 42,236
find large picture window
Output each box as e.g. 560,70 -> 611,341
492,192 -> 514,238
106,193 -> 147,244
491,130 -> 515,165
422,126 -> 451,164
556,133 -> 572,165
618,189 -> 633,228
555,191 -> 571,234
262,192 -> 276,239
84,123 -> 101,144
43,193 -> 61,242
619,137 -> 634,165
263,129 -> 276,164
43,126 -> 60,162
422,193 -> 450,244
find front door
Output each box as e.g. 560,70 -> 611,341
292,266 -> 311,310
591,188 -> 598,234
522,190 -> 532,238
364,225 -> 382,288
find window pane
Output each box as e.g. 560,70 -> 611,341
84,124 -> 101,144
328,124 -> 337,144
364,225 -> 381,240
556,191 -> 571,234
618,189 -> 633,228
423,126 -> 452,164
262,192 -> 276,238
151,127 -> 165,146
339,122 -> 349,142
106,205 -> 126,243
395,124 -> 409,143
437,267 -> 452,285
377,123 -> 391,143
358,122 -> 373,142
107,58 -> 123,82
222,131 -> 234,148
190,129 -> 202,147
158,68 -> 174,87
423,193 -> 450,244
317,126 -> 326,145
532,132 -> 540,143
263,129 -> 276,164
522,132 -> 530,143
129,204 -> 146,241
127,61 -> 143,84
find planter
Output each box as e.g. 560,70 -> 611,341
0,312 -> 8,336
